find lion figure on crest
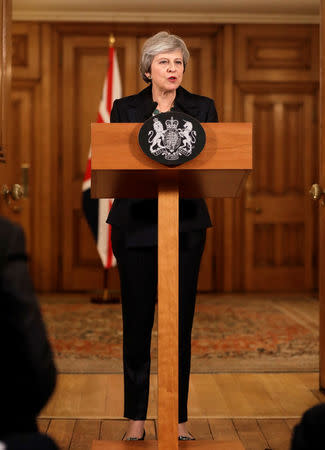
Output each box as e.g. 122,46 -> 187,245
148,119 -> 166,155
179,120 -> 197,156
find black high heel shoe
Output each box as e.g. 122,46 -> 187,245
122,430 -> 146,441
178,432 -> 195,441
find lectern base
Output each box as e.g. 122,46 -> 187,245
91,440 -> 245,449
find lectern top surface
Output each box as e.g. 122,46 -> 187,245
91,122 -> 252,171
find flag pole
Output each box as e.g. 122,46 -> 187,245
109,33 -> 115,48
91,267 -> 120,304
91,33 -> 120,305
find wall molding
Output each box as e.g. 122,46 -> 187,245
13,11 -> 320,24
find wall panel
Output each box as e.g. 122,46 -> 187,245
235,25 -> 319,82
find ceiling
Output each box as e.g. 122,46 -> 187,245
12,0 -> 320,23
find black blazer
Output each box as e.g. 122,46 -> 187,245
106,85 -> 219,247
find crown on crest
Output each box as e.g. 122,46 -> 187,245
166,116 -> 178,130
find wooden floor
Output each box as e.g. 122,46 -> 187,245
38,372 -> 324,449
41,373 -> 322,419
37,417 -> 299,450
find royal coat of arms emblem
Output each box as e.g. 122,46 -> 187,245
138,112 -> 206,166
148,116 -> 196,160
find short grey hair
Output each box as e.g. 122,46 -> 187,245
140,31 -> 190,83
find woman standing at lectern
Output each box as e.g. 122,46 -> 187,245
107,31 -> 218,441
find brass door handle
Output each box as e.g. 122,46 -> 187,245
309,184 -> 325,206
1,184 -> 24,213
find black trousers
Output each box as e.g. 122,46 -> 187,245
111,228 -> 206,423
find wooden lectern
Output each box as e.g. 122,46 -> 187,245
90,122 -> 252,450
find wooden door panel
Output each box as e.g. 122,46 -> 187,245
235,25 -> 319,82
243,92 -> 316,291
10,88 -> 33,254
12,23 -> 40,80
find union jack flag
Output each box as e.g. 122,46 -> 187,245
82,44 -> 122,268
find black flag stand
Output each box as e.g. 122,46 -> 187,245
90,268 -> 120,304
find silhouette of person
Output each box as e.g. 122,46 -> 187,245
291,403 -> 325,450
0,216 -> 58,449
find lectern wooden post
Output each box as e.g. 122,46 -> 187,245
90,122 -> 252,450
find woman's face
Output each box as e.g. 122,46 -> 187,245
146,49 -> 184,92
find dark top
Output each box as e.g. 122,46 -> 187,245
0,217 -> 57,438
106,85 -> 219,247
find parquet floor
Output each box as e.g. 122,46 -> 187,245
38,372 -> 325,449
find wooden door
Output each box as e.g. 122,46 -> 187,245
231,24 -> 319,292
243,91 -> 317,290
319,0 -> 325,388
0,0 -> 14,210
1,8 -> 29,242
